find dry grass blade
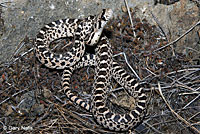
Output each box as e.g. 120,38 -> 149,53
113,52 -> 141,80
124,0 -> 135,37
0,89 -> 27,105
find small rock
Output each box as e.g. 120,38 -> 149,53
43,86 -> 52,99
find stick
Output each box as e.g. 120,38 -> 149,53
154,21 -> 200,52
157,82 -> 200,133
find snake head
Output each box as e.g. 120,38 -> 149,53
86,8 -> 113,46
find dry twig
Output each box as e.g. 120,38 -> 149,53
157,82 -> 200,134
154,21 -> 200,52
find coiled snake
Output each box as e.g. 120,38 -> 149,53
35,9 -> 147,131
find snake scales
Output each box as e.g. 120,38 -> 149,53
35,9 -> 147,131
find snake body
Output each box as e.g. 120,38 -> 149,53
62,35 -> 147,131
35,9 -> 147,131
